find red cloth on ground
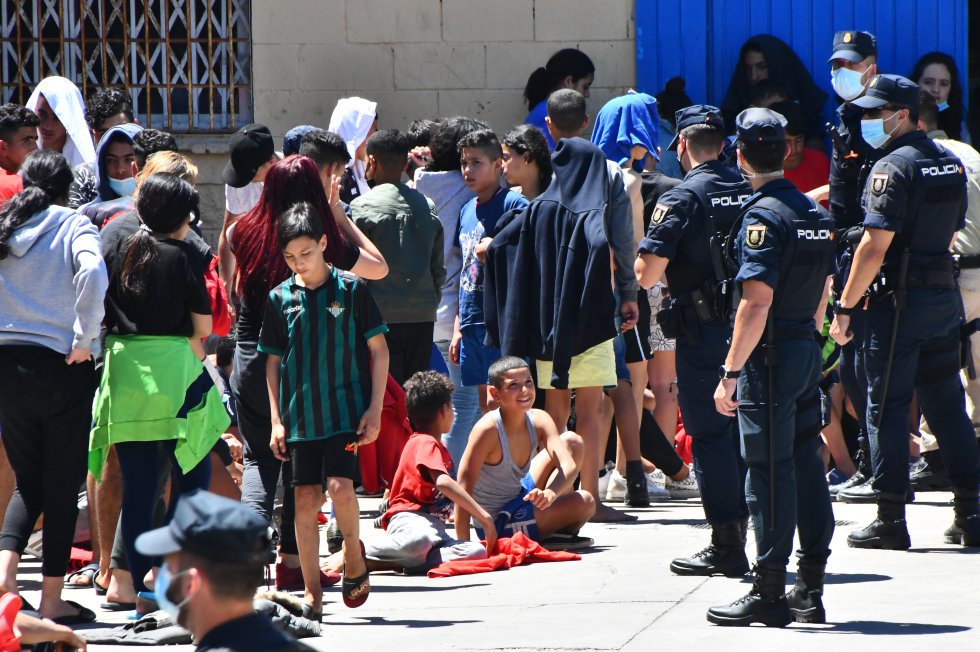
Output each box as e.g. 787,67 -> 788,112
358,374 -> 413,494
784,148 -> 831,194
426,532 -> 580,578
381,432 -> 454,529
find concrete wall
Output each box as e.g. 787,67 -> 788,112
191,0 -> 637,246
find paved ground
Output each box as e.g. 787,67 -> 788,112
18,493 -> 980,651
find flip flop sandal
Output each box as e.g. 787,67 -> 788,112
100,600 -> 137,611
342,540 -> 370,609
64,562 -> 100,588
52,600 -> 96,625
94,576 -> 109,596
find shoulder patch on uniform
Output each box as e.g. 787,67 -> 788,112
746,224 -> 767,249
652,203 -> 669,224
870,172 -> 889,196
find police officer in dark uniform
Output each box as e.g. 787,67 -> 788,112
635,105 -> 752,577
707,108 -> 836,627
830,75 -> 980,549
136,491 -> 314,651
826,30 -> 880,497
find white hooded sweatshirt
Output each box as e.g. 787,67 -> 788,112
26,76 -> 96,168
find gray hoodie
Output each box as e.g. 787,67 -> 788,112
0,205 -> 107,355
414,169 -> 476,341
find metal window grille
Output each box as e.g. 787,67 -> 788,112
1,1 -> 252,132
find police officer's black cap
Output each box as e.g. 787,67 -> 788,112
136,490 -> 270,565
667,104 -> 724,151
828,30 -> 877,64
222,123 -> 274,188
851,74 -> 921,110
734,108 -> 787,144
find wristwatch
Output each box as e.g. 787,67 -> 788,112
718,365 -> 741,380
834,300 -> 857,316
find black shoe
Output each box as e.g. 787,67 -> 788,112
786,582 -> 825,623
829,471 -> 865,498
909,456 -> 952,492
670,523 -> 748,577
838,480 -> 914,504
950,486 -> 980,546
847,518 -> 911,550
326,519 -> 343,554
624,477 -> 650,508
707,566 -> 791,628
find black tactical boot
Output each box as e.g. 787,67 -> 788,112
706,565 -> 791,627
945,486 -> 980,547
909,450 -> 952,492
670,522 -> 749,577
624,460 -> 650,508
785,559 -> 826,623
847,493 -> 911,550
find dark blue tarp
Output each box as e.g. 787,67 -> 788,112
636,0 -> 969,124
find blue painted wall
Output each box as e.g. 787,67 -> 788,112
636,0 -> 969,123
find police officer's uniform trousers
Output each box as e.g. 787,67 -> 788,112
858,131 -> 980,496
732,179 -> 836,568
639,161 -> 751,527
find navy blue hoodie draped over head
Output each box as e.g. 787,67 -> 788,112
484,137 -> 617,389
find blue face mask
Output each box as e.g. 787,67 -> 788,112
938,101 -> 950,112
860,111 -> 901,149
108,175 -> 137,197
831,67 -> 867,101
155,561 -> 191,623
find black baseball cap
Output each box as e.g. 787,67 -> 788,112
136,490 -> 269,565
222,123 -> 274,188
735,108 -> 787,144
667,104 -> 724,151
851,74 -> 921,110
828,30 -> 877,64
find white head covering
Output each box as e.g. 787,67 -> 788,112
327,97 -> 377,197
327,97 -> 377,164
26,76 -> 96,167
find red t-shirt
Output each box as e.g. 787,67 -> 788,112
0,167 -> 22,205
784,148 -> 831,194
381,433 -> 454,529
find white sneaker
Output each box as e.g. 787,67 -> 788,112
646,469 -> 667,491
605,469 -> 627,501
666,467 -> 700,498
597,461 -> 616,498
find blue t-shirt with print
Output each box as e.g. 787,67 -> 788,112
457,187 -> 528,329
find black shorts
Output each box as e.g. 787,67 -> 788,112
623,297 -> 653,364
289,433 -> 360,486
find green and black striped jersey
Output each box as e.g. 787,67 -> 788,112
259,267 -> 388,442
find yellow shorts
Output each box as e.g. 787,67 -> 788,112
535,339 -> 616,389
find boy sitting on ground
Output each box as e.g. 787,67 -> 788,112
323,371 -> 493,575
455,357 -> 596,548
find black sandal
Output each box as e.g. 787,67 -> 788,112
64,562 -> 99,588
52,600 -> 96,625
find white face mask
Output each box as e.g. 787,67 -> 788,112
831,67 -> 867,101
108,175 -> 137,197
860,111 -> 902,149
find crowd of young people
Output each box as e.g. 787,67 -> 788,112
0,32 -> 976,648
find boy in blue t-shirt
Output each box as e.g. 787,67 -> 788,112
449,129 -> 529,411
259,202 -> 389,618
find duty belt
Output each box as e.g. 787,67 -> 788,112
876,256 -> 956,292
956,254 -> 980,270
